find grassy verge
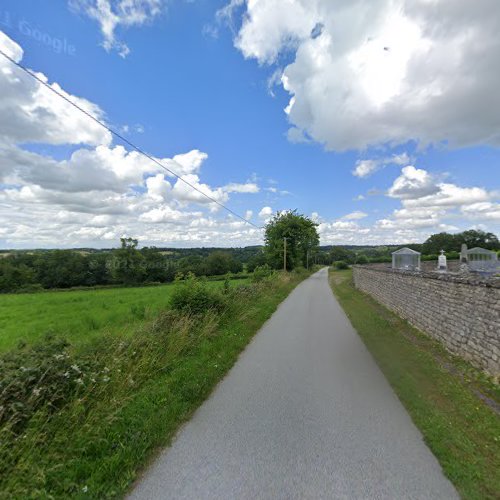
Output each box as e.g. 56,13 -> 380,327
0,279 -> 249,353
329,269 -> 500,500
0,270 -> 310,498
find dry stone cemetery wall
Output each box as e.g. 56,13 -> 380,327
353,265 -> 500,377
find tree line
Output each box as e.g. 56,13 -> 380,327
0,238 -> 246,293
0,211 -> 321,293
1,219 -> 497,293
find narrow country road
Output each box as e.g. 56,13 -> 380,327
129,268 -> 457,499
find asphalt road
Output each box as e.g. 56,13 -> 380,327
129,268 -> 457,500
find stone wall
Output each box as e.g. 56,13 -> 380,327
352,265 -> 500,377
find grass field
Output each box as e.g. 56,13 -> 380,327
0,280 -> 248,353
0,270 -> 311,498
329,269 -> 500,500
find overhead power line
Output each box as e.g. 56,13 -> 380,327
0,48 -> 260,229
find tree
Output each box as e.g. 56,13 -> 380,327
111,238 -> 145,285
247,251 -> 267,272
423,229 -> 499,255
33,251 -> 91,289
422,232 -> 458,255
205,251 -> 242,276
141,247 -> 169,282
355,254 -> 369,264
264,210 -> 319,270
329,246 -> 355,264
87,253 -> 112,286
459,230 -> 499,250
177,255 -> 207,276
0,259 -> 35,292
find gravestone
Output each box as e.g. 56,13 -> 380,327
458,243 -> 470,274
438,250 -> 447,272
460,243 -> 468,263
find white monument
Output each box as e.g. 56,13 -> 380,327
438,250 -> 447,272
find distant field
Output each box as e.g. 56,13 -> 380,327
0,280 -> 248,353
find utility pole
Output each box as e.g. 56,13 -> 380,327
306,249 -> 309,270
283,237 -> 287,272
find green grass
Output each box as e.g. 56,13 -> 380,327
0,280 -> 248,353
0,271 -> 310,498
329,269 -> 500,500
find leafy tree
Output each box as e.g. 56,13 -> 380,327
0,259 -> 35,292
315,250 -> 332,265
87,253 -> 111,286
247,252 -> 267,272
141,247 -> 169,282
329,246 -> 355,264
423,229 -> 499,254
264,210 -> 319,270
459,230 -> 499,250
177,255 -> 207,276
422,232 -> 458,254
33,251 -> 91,289
110,238 -> 145,285
205,251 -> 242,275
355,254 -> 369,264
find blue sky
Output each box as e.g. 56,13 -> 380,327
0,0 -> 499,248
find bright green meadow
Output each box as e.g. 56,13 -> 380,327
0,280 -> 248,353
0,271 -> 308,498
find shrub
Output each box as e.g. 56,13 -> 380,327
0,338 -> 99,433
334,261 -> 349,270
222,274 -> 231,295
170,274 -> 227,315
422,254 -> 438,261
355,254 -> 369,264
14,283 -> 44,294
252,264 -> 273,282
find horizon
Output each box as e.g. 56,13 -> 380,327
1,1 -> 499,249
1,234 -> 495,253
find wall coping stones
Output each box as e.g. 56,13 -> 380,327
352,264 -> 500,289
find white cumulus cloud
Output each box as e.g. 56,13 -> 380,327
353,152 -> 410,178
69,0 -> 164,57
0,31 -> 111,147
223,182 -> 260,194
258,206 -> 273,218
0,30 -> 263,248
387,166 -> 440,200
343,211 -> 368,220
226,0 -> 500,151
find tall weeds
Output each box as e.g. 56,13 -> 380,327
0,269 -> 311,498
